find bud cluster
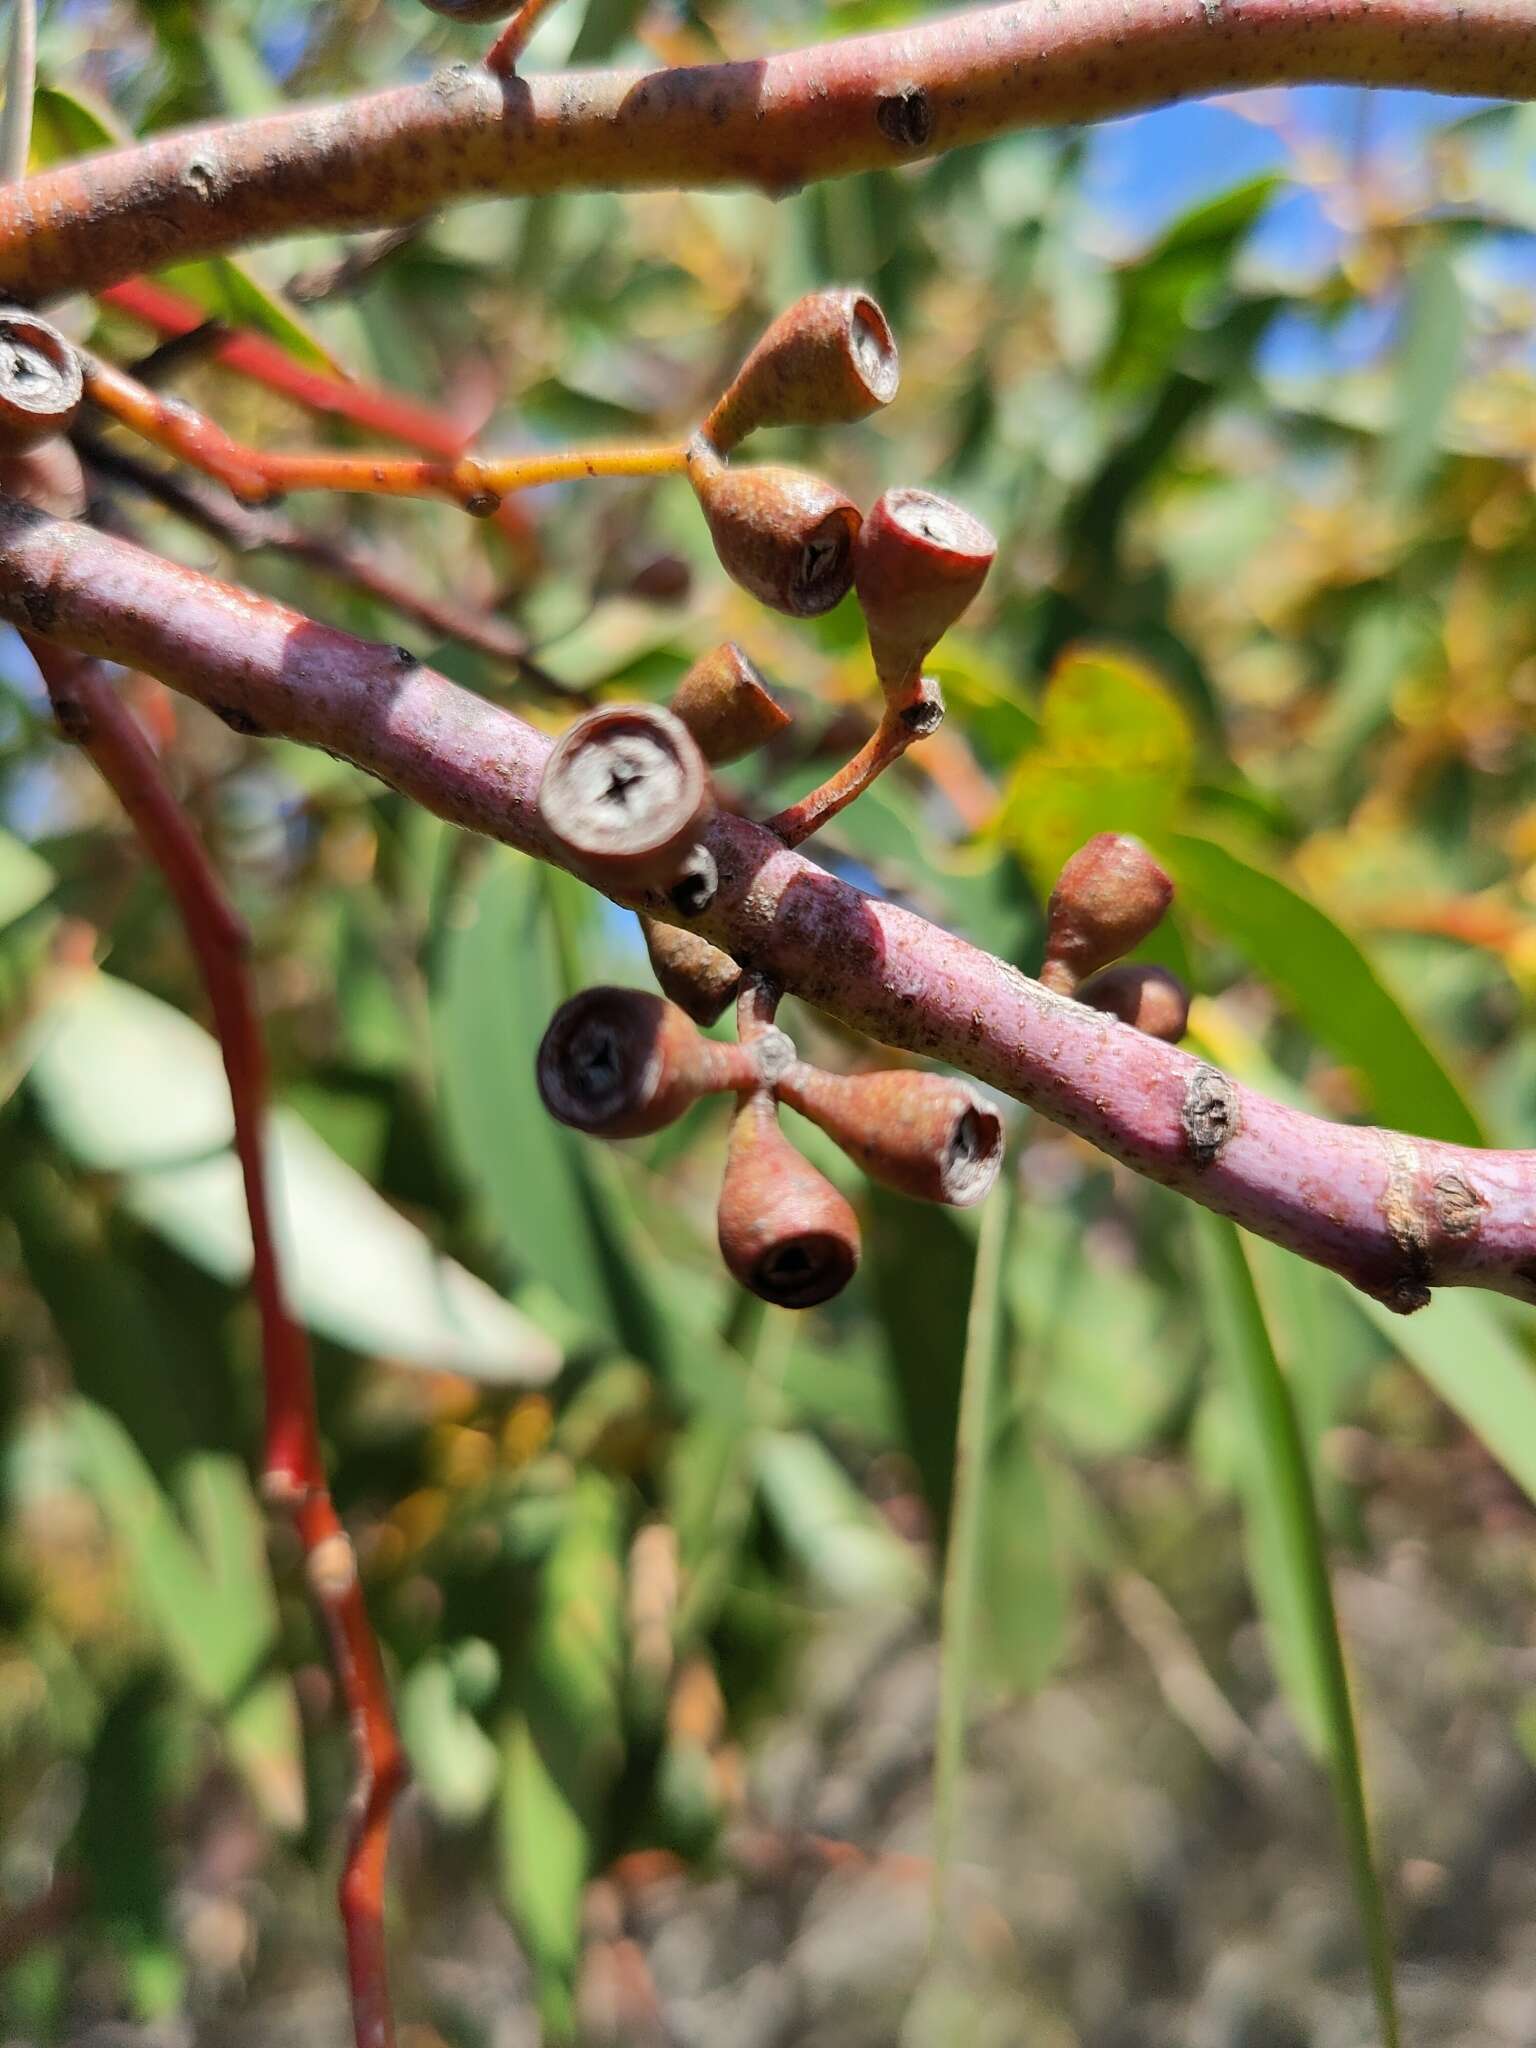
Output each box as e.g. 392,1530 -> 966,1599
536,983 -> 1005,1309
1041,833 -> 1189,1042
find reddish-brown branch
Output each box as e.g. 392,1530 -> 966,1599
5,498 -> 1532,1316
25,639 -> 404,2048
0,2 -> 1531,304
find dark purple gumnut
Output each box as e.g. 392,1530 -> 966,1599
1040,833 -> 1175,993
0,311 -> 83,457
773,1063 -> 1004,1207
853,486 -> 995,704
1077,962 -> 1191,1043
538,703 -> 712,892
668,643 -> 791,767
686,441 -> 860,619
703,288 -> 900,453
536,985 -> 757,1139
717,1091 -> 860,1309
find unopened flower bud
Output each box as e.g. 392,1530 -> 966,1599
854,487 -> 995,702
1040,833 -> 1174,993
641,917 -> 742,1027
668,643 -> 791,766
538,703 -> 712,892
0,311 -> 82,457
703,288 -> 900,454
537,985 -> 757,1138
687,442 -> 860,618
774,1063 -> 1004,1207
717,1091 -> 860,1309
1077,963 -> 1190,1043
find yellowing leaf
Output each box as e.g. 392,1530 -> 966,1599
999,644 -> 1194,883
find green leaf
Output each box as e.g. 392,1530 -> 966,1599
1191,1215 -> 1400,2048
1102,176 -> 1278,395
434,854 -> 693,1378
1,0 -> 36,185
0,827 -> 52,931
1381,244 -> 1464,499
754,1431 -> 924,1608
77,1677 -> 184,2020
865,1191 -> 976,1536
26,970 -> 558,1382
1357,1290 -> 1536,1511
1000,646 -> 1195,886
399,1657 -> 500,1826
931,1179 -> 1007,1950
1168,832 -> 1484,1146
70,1403 -> 305,1832
497,1472 -> 626,2040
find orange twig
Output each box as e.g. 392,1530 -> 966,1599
98,277 -> 537,557
82,348 -> 685,512
26,640 -> 404,2048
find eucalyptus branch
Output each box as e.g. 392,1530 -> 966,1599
25,639 -> 405,2048
0,0 -> 1530,304
4,495 -> 1530,1316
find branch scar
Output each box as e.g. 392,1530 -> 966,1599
1183,1064 -> 1239,1166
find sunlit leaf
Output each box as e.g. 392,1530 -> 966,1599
1191,1214 -> 1399,2048
26,970 -> 559,1381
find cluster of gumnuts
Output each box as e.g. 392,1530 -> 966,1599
0,285 -> 1192,1313
532,288 -> 1192,1309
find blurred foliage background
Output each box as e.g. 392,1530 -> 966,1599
1,1 -> 1535,2042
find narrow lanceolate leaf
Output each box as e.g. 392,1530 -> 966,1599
1,0 -> 37,184
930,1174 -> 1011,1952
26,970 -> 559,1382
1192,1213 -> 1399,2048
497,1472 -> 626,2042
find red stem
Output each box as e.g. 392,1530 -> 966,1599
98,277 -> 537,558
4,502 -> 1530,1316
25,640 -> 404,2048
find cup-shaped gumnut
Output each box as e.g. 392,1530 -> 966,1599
1078,963 -> 1190,1043
0,436 -> 86,519
538,703 -> 713,891
775,1063 -> 1004,1207
537,985 -> 755,1139
0,311 -> 83,457
641,917 -> 742,1028
668,643 -> 792,767
853,486 -> 996,698
1040,833 -> 1175,992
687,443 -> 860,619
717,1092 -> 860,1309
703,289 -> 900,453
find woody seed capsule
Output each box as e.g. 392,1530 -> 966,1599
717,1091 -> 861,1309
1077,962 -> 1191,1043
537,985 -> 757,1139
668,643 -> 791,766
853,486 -> 996,701
0,310 -> 83,456
538,703 -> 712,891
687,441 -> 860,618
641,917 -> 742,1027
774,1063 -> 1004,1207
703,288 -> 900,454
1040,833 -> 1175,994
